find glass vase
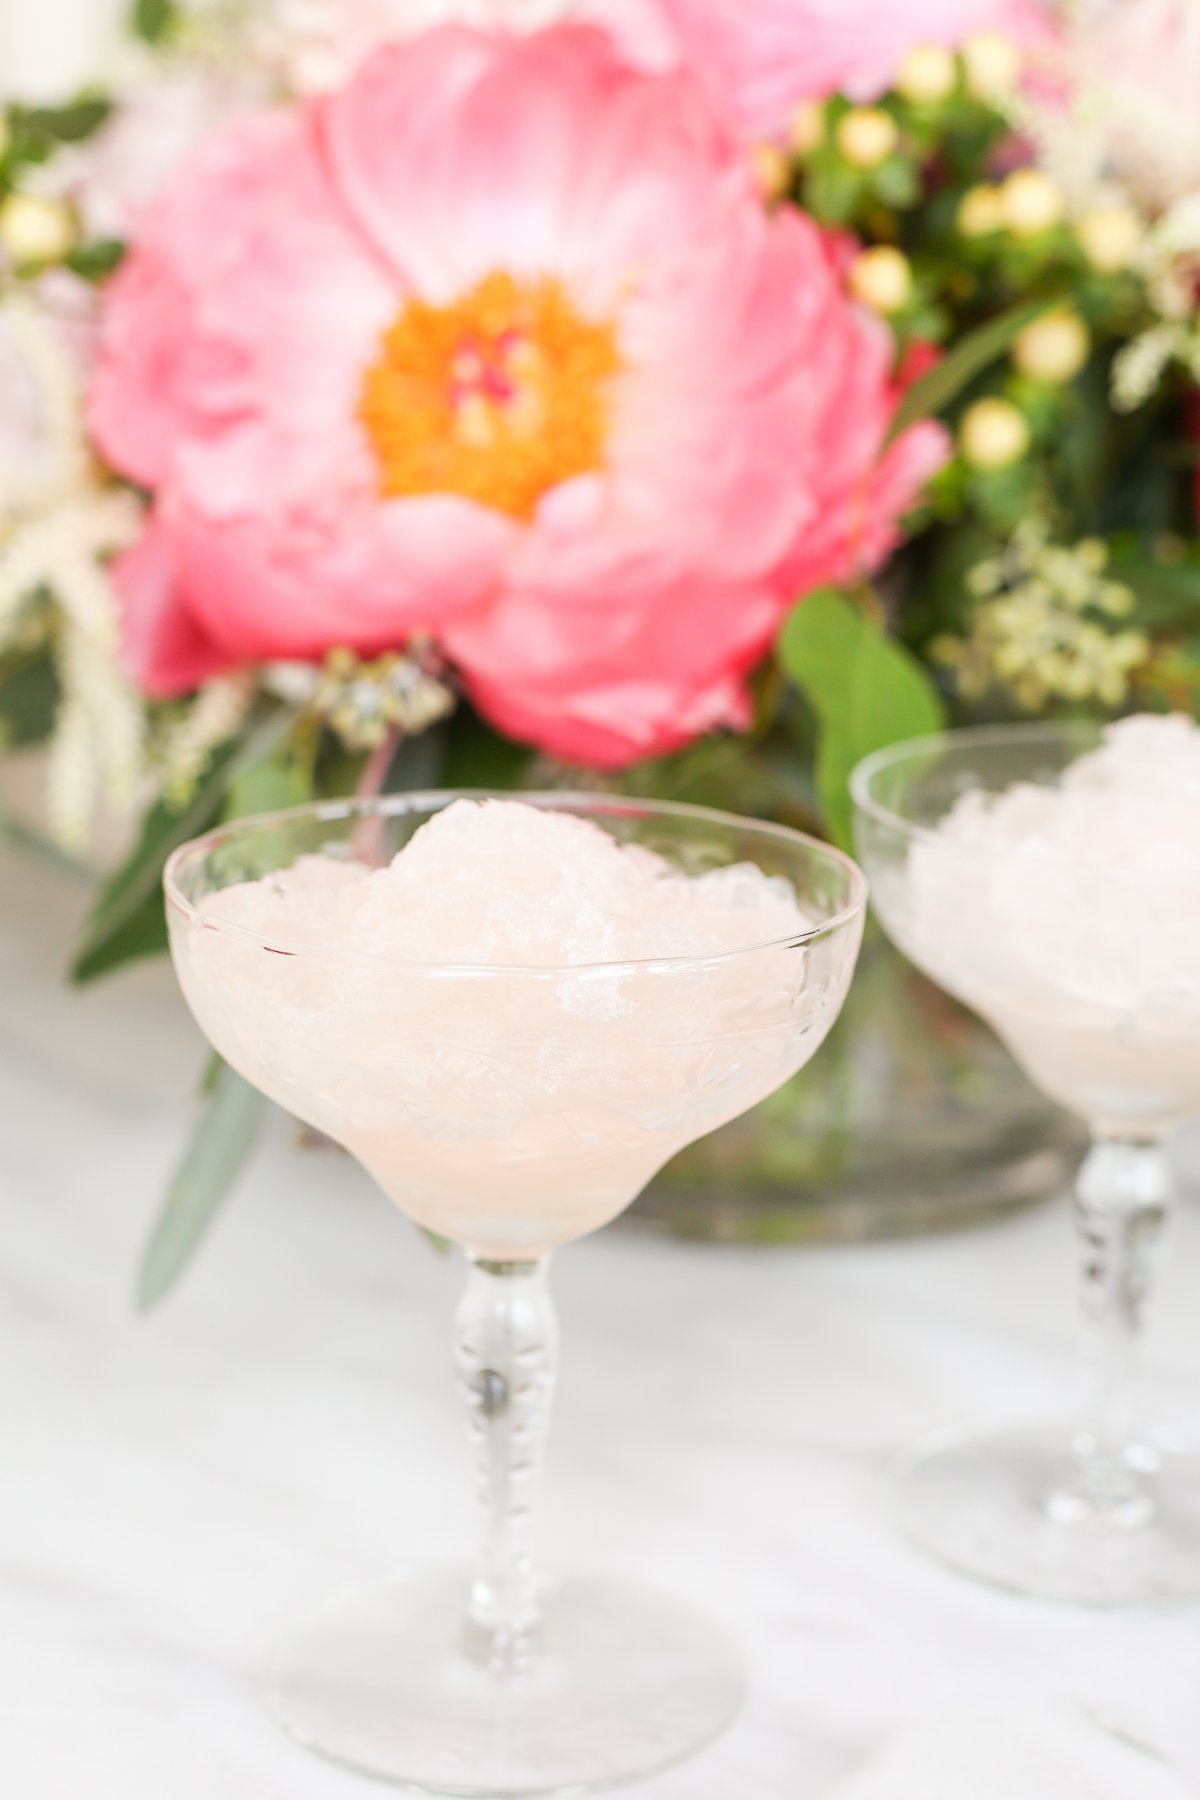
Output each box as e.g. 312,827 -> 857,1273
638,929 -> 1083,1243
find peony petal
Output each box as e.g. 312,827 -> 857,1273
462,666 -> 752,767
321,25 -> 734,306
88,248 -> 202,489
112,517 -> 234,697
447,570 -> 781,764
170,493 -> 511,664
89,107 -> 397,497
663,0 -> 1059,140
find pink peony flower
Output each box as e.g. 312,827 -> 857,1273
265,0 -> 678,90
662,0 -> 1054,142
90,25 -> 944,767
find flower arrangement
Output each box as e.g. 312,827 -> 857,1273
3,0 -> 1199,1294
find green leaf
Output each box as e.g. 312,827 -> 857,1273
870,157 -> 921,209
71,711 -> 291,985
71,890 -> 168,982
21,96 -> 112,142
223,749 -> 312,822
138,1060 -> 266,1310
805,158 -> 864,226
442,708 -> 532,790
132,0 -> 178,42
1114,560 -> 1200,633
778,587 -> 946,848
67,238 -> 125,281
198,1050 -> 224,1099
0,655 -> 59,747
884,297 -> 1053,446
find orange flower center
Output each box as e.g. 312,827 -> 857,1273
359,272 -> 622,520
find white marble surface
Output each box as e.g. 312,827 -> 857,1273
3,847 -> 1200,1799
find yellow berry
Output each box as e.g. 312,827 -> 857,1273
789,101 -> 825,154
751,144 -> 789,201
957,184 -> 1005,237
1000,169 -> 1064,236
1013,309 -> 1090,383
1074,205 -> 1142,273
835,107 -> 899,170
848,245 -> 913,315
896,44 -> 958,105
0,193 -> 73,265
959,397 -> 1031,469
962,31 -> 1022,101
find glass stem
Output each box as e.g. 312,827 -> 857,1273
1049,1135 -> 1172,1527
453,1255 -> 558,1672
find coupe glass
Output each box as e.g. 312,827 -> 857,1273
852,724 -> 1200,1605
164,791 -> 867,1793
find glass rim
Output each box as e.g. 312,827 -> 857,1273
851,720 -> 1090,846
849,718 -> 1200,883
164,788 -> 869,976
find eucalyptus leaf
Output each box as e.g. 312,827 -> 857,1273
778,587 -> 946,848
199,1050 -> 224,1099
884,297 -> 1052,446
71,711 -> 291,985
71,890 -> 169,982
138,1059 -> 266,1310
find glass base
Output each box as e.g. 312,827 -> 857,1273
273,1568 -> 744,1795
893,1423 -> 1200,1606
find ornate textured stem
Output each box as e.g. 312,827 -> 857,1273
453,1256 -> 558,1672
1048,1137 -> 1171,1527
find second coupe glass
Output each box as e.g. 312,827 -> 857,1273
853,724 -> 1200,1606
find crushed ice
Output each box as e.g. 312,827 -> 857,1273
204,798 -> 808,966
